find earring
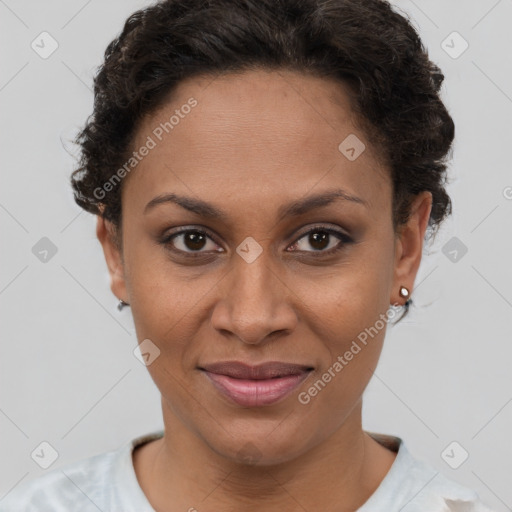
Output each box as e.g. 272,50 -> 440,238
117,299 -> 130,311
399,286 -> 409,299
399,286 -> 411,306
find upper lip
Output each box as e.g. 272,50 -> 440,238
199,361 -> 313,380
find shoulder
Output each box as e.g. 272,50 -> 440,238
0,430 -> 163,512
361,433 -> 496,512
412,468 -> 495,512
0,448 -> 119,512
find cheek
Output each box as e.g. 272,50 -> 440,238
126,256 -> 220,397
125,239 -> 208,337
297,295 -> 388,434
295,255 -> 391,344
308,285 -> 388,395
295,255 -> 391,402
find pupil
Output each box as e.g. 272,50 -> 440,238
310,231 -> 328,250
186,232 -> 206,250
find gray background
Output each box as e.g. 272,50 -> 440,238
1,0 -> 511,510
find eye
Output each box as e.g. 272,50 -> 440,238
160,224 -> 352,258
287,225 -> 352,255
161,227 -> 222,255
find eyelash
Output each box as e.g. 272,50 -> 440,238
159,225 -> 353,258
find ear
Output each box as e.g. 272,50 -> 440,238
96,214 -> 129,303
391,191 -> 433,306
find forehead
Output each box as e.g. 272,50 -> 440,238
123,69 -> 390,219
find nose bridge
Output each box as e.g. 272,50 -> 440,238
212,245 -> 297,344
230,247 -> 280,313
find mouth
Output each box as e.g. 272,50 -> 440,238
198,361 -> 314,407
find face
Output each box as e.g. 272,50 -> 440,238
98,68 -> 431,465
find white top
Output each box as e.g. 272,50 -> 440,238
0,430 -> 495,512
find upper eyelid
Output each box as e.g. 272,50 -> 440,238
293,224 -> 347,238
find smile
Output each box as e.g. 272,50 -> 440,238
199,361 -> 313,407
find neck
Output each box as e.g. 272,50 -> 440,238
135,399 -> 396,512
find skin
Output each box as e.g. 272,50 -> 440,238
97,68 -> 432,512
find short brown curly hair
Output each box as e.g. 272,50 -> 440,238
70,0 -> 455,320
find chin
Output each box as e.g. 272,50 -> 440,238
201,419 -> 316,467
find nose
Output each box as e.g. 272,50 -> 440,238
211,253 -> 298,346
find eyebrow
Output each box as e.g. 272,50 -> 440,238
143,188 -> 368,219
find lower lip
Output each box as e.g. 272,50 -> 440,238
202,371 -> 311,407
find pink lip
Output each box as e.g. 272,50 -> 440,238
199,361 -> 313,407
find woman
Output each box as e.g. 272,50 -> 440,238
0,0 -> 495,510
